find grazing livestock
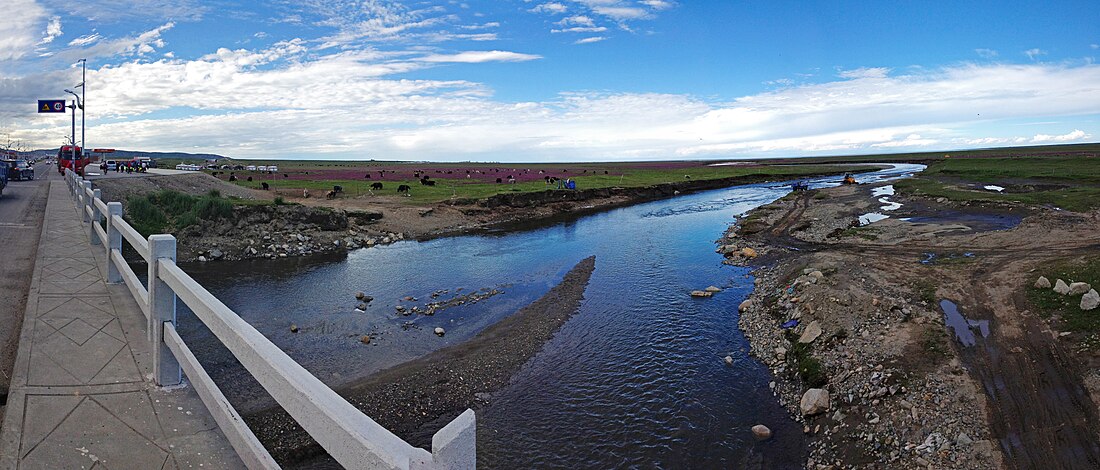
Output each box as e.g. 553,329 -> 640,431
326,190 -> 338,199
229,174 -> 237,182
261,182 -> 269,190
371,182 -> 383,190
365,173 -> 371,178
284,174 -> 289,178
397,184 -> 411,195
247,176 -> 253,182
496,178 -> 503,183
333,185 -> 343,193
424,180 -> 436,186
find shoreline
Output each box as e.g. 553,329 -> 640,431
244,256 -> 597,465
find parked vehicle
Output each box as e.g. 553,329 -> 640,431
57,145 -> 90,176
0,160 -> 8,198
105,160 -> 119,171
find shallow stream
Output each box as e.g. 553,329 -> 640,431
181,163 -> 923,468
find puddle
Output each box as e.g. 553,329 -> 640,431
901,211 -> 1022,231
858,212 -> 889,225
867,184 -> 903,215
940,299 -> 990,347
983,185 -> 1005,192
920,252 -> 975,265
871,185 -> 895,197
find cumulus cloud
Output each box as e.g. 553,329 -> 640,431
39,16 -> 62,45
0,0 -> 49,61
530,2 -> 568,14
1031,129 -> 1089,143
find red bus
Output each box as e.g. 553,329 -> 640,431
58,145 -> 90,176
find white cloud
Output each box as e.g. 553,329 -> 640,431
559,15 -> 596,27
1031,129 -> 1089,143
0,0 -> 49,61
1091,44 -> 1099,50
1024,48 -> 1046,60
39,16 -> 62,45
530,2 -> 568,14
552,26 -> 608,33
975,48 -> 997,58
837,67 -> 890,79
68,34 -> 102,47
574,36 -> 606,44
419,50 -> 542,63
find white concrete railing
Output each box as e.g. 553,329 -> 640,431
64,169 -> 475,470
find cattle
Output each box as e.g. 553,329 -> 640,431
604,170 -> 609,174
424,180 -> 436,186
333,185 -> 343,193
496,178 -> 503,183
283,174 -> 289,178
371,182 -> 383,190
247,176 -> 253,182
228,175 -> 237,182
365,173 -> 371,178
261,182 -> 269,190
326,190 -> 338,199
397,184 -> 411,195
684,175 -> 691,179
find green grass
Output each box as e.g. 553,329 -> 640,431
783,331 -> 828,388
895,155 -> 1100,212
126,190 -> 236,236
911,279 -> 938,305
835,226 -> 880,240
214,164 -> 874,205
1028,257 -> 1100,341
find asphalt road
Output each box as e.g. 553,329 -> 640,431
0,162 -> 50,413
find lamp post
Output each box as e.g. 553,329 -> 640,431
64,89 -> 82,163
75,58 -> 86,155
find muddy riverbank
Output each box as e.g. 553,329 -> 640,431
724,181 -> 1100,469
244,256 -> 596,465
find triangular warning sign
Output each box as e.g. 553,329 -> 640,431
42,103 -> 50,111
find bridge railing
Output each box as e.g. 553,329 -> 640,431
64,169 -> 475,470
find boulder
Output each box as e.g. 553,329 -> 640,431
1068,282 -> 1092,296
705,286 -> 722,293
798,320 -> 823,344
738,299 -> 752,312
741,247 -> 758,258
434,327 -> 446,337
690,290 -> 713,298
198,255 -> 207,262
356,303 -> 367,311
800,388 -> 830,416
209,248 -> 224,259
751,424 -> 772,441
723,356 -> 733,365
1054,279 -> 1070,295
1082,290 -> 1100,311
1034,276 -> 1051,289
808,270 -> 824,280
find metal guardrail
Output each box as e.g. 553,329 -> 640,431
64,169 -> 475,470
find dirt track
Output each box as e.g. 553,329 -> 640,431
730,183 -> 1100,469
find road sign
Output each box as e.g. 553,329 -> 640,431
37,100 -> 66,113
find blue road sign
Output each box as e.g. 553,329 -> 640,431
37,100 -> 66,113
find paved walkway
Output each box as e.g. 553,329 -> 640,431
0,180 -> 244,469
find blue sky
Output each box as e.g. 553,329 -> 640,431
1,0 -> 1098,161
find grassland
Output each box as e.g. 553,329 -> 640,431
210,162 -> 872,205
126,189 -> 239,236
894,153 -> 1100,212
1028,256 -> 1100,349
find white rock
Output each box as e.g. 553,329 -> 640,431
704,286 -> 722,293
798,320 -> 823,344
198,256 -> 207,262
723,356 -> 733,365
1034,276 -> 1051,289
751,424 -> 772,441
1082,289 -> 1100,311
1067,282 -> 1092,296
800,388 -> 831,416
434,327 -> 446,337
1054,279 -> 1071,295
738,299 -> 752,312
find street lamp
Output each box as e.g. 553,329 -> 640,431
75,59 -> 86,155
64,89 -> 82,162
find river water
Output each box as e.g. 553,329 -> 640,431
181,164 -> 923,469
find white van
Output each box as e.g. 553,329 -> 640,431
105,160 -> 118,171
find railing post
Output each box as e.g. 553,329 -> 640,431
429,409 -> 476,469
105,203 -> 123,284
82,181 -> 92,223
149,234 -> 181,386
90,189 -> 102,246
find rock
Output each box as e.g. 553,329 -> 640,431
474,392 -> 491,401
1068,282 -> 1092,296
198,255 -> 207,262
800,388 -> 831,416
723,355 -> 733,365
690,290 -> 713,298
289,324 -> 299,333
359,335 -> 371,344
356,303 -> 367,311
434,327 -> 446,337
957,432 -> 973,447
751,424 -> 772,441
1054,279 -> 1071,295
704,286 -> 722,293
741,247 -> 758,258
1082,289 -> 1100,311
798,320 -> 823,344
1034,276 -> 1051,289
738,299 -> 752,312
808,270 -> 824,280
395,305 -> 406,313
209,248 -> 224,259
775,347 -> 787,358
356,291 -> 367,300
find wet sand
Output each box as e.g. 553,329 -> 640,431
245,256 -> 596,465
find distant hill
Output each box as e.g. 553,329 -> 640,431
28,149 -> 228,160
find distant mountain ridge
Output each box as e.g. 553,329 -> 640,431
27,149 -> 228,160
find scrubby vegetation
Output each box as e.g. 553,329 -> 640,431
1029,256 -> 1100,343
126,189 -> 234,236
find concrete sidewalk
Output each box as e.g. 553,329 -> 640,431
0,180 -> 244,469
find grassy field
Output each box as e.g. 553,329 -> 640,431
126,189 -> 239,236
894,153 -> 1100,212
1028,257 -> 1100,349
211,162 -> 872,205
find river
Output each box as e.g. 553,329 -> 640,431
180,163 -> 924,469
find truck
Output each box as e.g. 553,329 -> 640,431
57,145 -> 90,176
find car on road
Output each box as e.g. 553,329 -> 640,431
0,161 -> 8,198
105,160 -> 119,171
5,160 -> 34,181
